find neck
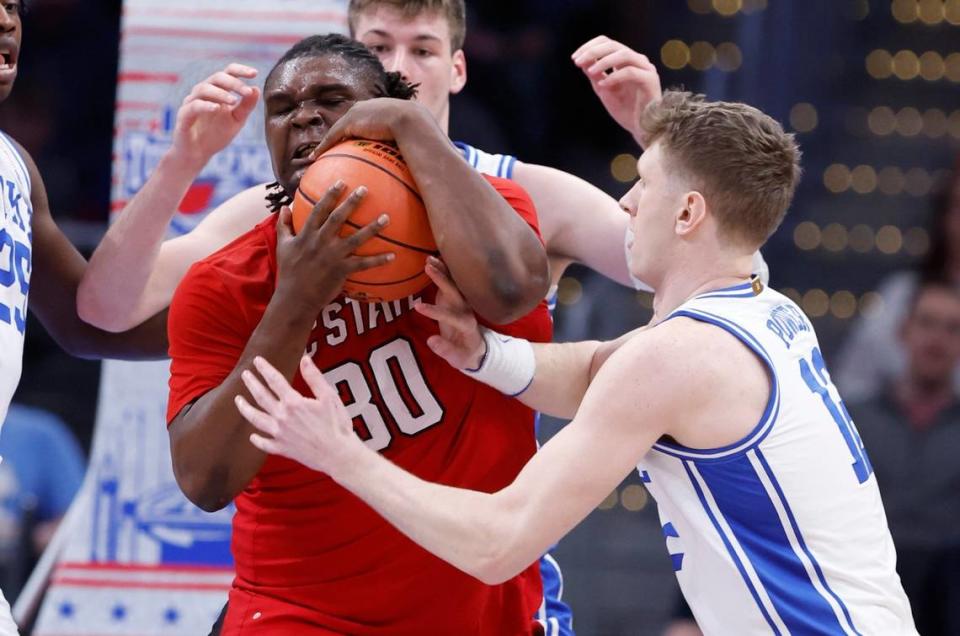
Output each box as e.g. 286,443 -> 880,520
437,102 -> 450,136
651,253 -> 754,321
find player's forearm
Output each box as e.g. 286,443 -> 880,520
394,113 -> 549,324
169,293 -> 317,511
521,340 -> 601,417
78,151 -> 203,332
333,441 -> 533,585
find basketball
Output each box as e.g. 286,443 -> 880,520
292,139 -> 436,303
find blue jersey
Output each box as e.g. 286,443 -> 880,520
641,281 -> 916,635
0,131 -> 32,429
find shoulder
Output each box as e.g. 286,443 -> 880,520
482,174 -> 539,232
606,316 -> 766,399
191,182 -> 273,239
453,141 -> 517,179
176,217 -> 276,303
0,132 -> 41,194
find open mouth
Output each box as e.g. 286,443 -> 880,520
292,141 -> 321,161
0,47 -> 18,72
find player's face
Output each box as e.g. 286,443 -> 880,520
264,55 -> 380,194
620,142 -> 689,283
0,1 -> 23,102
901,287 -> 960,386
353,7 -> 466,132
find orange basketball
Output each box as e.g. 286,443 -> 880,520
291,139 -> 436,303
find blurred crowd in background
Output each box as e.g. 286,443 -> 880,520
2,0 -> 959,634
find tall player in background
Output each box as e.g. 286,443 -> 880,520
236,91 -> 920,636
0,1 -> 169,633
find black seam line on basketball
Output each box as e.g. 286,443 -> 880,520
312,153 -> 424,203
342,218 -> 439,256
347,270 -> 429,286
298,189 -> 318,206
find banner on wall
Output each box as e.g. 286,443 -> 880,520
25,2 -> 347,633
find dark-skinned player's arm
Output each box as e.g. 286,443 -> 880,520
166,185 -> 392,511
311,99 -> 550,325
14,138 -> 169,359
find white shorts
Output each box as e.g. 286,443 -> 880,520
0,588 -> 19,636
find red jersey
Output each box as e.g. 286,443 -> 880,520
167,176 -> 552,635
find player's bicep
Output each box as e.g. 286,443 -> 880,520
143,184 -> 272,316
166,267 -> 249,422
513,162 -> 635,287
23,162 -> 89,325
502,337 -> 672,554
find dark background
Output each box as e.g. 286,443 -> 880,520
6,0 -> 959,633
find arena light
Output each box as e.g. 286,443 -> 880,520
823,163 -> 852,193
849,224 -> 876,252
661,39 -> 691,70
793,221 -> 822,250
830,291 -> 858,320
789,103 -> 818,133
876,225 -> 904,254
866,49 -> 893,79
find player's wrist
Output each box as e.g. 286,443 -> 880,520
162,145 -> 209,177
461,328 -> 535,396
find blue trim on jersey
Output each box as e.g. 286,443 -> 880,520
754,449 -> 862,635
546,289 -> 558,314
505,156 -> 517,179
696,280 -> 757,300
683,460 -> 783,635
0,131 -> 32,193
652,309 -> 780,461
697,454 -> 855,635
697,291 -> 757,299
539,552 -> 575,636
497,154 -> 507,178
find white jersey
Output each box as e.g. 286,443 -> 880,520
640,280 -> 917,636
454,141 -> 516,179
0,131 -> 32,427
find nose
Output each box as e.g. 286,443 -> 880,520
291,104 -> 324,129
619,195 -> 636,218
0,9 -> 16,32
384,48 -> 411,77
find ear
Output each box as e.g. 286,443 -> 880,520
675,191 -> 708,237
450,49 -> 467,95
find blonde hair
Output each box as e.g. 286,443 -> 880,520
348,0 -> 467,52
641,91 -> 802,248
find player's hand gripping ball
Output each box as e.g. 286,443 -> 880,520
292,139 -> 437,302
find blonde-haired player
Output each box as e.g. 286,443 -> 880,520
236,92 -> 919,636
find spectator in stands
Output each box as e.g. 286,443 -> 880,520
849,281 -> 960,636
0,403 -> 85,603
836,159 -> 960,400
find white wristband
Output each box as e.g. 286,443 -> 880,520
461,327 -> 536,396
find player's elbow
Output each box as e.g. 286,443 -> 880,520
465,511 -> 531,585
475,248 -> 550,324
169,433 -> 233,512
173,463 -> 232,513
472,556 -> 525,586
76,283 -> 132,333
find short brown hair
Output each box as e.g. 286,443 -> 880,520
348,0 -> 467,52
640,91 -> 802,248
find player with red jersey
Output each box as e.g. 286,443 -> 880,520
166,35 -> 551,634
